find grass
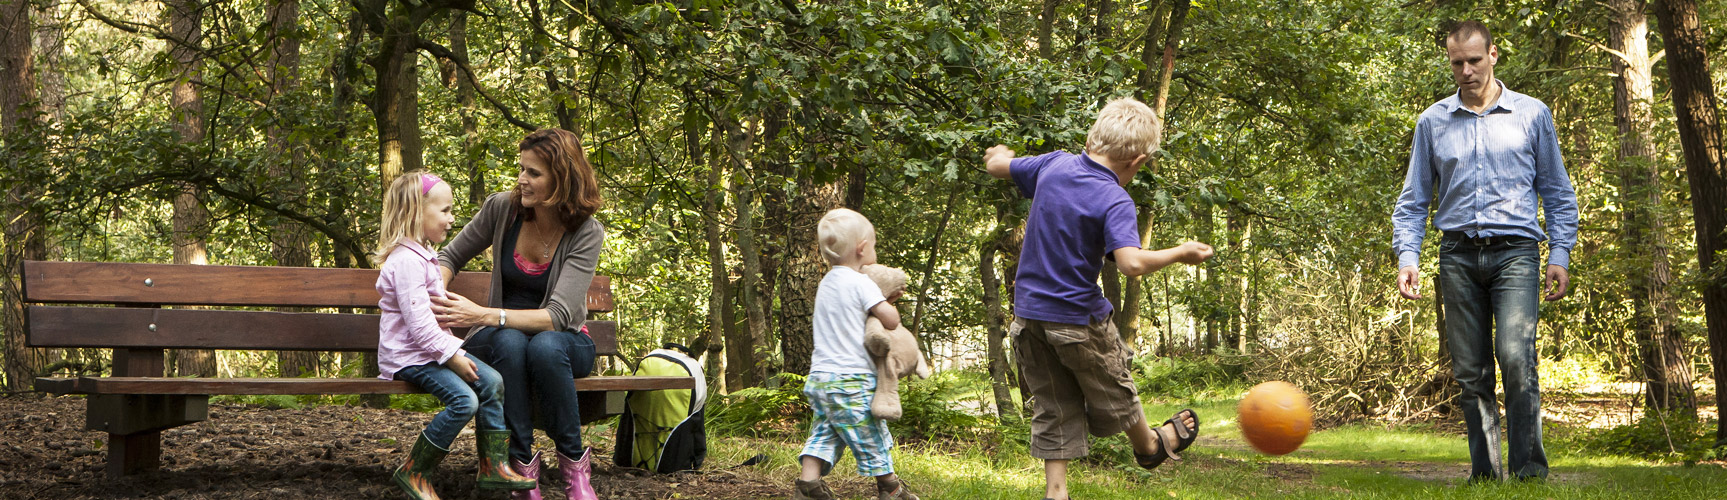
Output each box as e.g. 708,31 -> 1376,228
697,396 -> 1727,499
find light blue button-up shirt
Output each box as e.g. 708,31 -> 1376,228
1393,82 -> 1579,270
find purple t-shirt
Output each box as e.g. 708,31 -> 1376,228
1011,151 -> 1142,325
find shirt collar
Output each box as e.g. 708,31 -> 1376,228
1078,152 -> 1121,184
1444,79 -> 1517,114
397,238 -> 437,262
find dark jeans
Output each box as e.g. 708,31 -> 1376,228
1438,234 -> 1549,481
394,353 -> 506,450
465,327 -> 597,462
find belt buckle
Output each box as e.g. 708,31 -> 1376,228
1470,235 -> 1493,246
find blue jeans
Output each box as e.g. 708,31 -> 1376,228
1437,235 -> 1549,480
466,327 -> 597,462
394,353 -> 506,449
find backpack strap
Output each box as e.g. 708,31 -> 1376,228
646,349 -> 707,415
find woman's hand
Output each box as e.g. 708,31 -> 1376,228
432,291 -> 491,329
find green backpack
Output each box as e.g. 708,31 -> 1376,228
614,343 -> 707,473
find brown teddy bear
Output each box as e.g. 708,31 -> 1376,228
859,264 -> 932,420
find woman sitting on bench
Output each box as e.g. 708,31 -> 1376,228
432,128 -> 607,500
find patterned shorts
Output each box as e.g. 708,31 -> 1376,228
800,372 -> 895,476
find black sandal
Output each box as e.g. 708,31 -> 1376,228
1165,408 -> 1200,454
1134,409 -> 1200,470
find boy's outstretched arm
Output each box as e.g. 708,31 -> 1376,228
985,145 -> 1015,179
1113,241 -> 1214,277
870,300 -> 902,331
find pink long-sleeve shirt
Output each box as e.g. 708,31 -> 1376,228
376,239 -> 466,380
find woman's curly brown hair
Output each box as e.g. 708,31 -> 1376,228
514,128 -> 602,230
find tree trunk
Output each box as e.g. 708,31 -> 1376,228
1091,0 -> 1114,43
1224,205 -> 1246,350
720,115 -> 766,389
1152,0 -> 1190,117
328,9 -> 385,404
451,11 -> 483,204
981,205 -> 1019,419
701,124 -> 731,394
32,0 -> 62,122
1036,0 -> 1061,60
370,5 -> 433,183
267,0 -> 319,380
1197,202 -> 1216,352
1611,0 -> 1695,415
1117,209 -> 1147,345
526,0 -> 576,133
1122,0 -> 1181,347
1235,214 -> 1253,353
910,190 -> 961,334
1,0 -> 51,390
778,175 -> 843,377
1652,0 -> 1727,444
844,163 -> 866,210
166,0 -> 215,378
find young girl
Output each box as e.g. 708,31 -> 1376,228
374,171 -> 536,499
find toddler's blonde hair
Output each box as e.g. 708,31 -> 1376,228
817,208 -> 875,265
1085,97 -> 1163,162
372,170 -> 439,266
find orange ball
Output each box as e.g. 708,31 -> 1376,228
1237,381 -> 1313,456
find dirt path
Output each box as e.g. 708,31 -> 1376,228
0,395 -> 786,500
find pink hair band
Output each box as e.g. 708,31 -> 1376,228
421,173 -> 444,195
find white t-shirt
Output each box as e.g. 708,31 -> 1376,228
808,266 -> 888,375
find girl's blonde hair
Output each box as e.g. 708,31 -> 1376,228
372,170 -> 438,266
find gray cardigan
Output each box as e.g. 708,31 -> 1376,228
438,192 -> 606,333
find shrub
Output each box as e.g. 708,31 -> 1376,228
706,373 -> 810,438
890,369 -> 986,441
1135,354 -> 1248,401
1581,409 -> 1721,463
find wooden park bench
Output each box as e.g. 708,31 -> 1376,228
22,260 -> 693,478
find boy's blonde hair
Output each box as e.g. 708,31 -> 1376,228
372,170 -> 438,266
1085,97 -> 1163,161
817,208 -> 875,265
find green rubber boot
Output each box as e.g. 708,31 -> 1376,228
393,433 -> 450,500
476,430 -> 538,490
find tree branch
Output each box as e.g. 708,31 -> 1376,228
416,39 -> 540,131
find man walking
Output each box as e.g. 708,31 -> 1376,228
1392,20 -> 1579,482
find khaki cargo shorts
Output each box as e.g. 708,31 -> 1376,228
1011,314 -> 1145,460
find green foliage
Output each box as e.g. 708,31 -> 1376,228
0,0 -> 1714,437
210,395 -> 303,410
390,394 -> 446,414
1135,354 -> 1248,401
889,369 -> 985,442
1577,410 -> 1723,463
706,373 -> 810,438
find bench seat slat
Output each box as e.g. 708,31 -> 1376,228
22,261 -> 614,313
26,306 -> 618,354
38,375 -> 693,395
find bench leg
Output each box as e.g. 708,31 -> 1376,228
106,431 -> 161,479
577,390 -> 625,425
87,395 -> 207,478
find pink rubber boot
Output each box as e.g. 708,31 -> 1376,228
510,451 -> 543,500
557,448 -> 598,500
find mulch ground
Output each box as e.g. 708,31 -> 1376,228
0,394 -> 788,500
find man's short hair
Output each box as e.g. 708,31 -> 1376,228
818,208 -> 875,265
1442,19 -> 1494,49
1085,97 -> 1163,162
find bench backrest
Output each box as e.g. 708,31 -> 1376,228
21,261 -> 619,356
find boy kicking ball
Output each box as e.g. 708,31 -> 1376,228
984,97 -> 1213,500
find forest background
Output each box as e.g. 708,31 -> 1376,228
3,0 -> 1727,460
